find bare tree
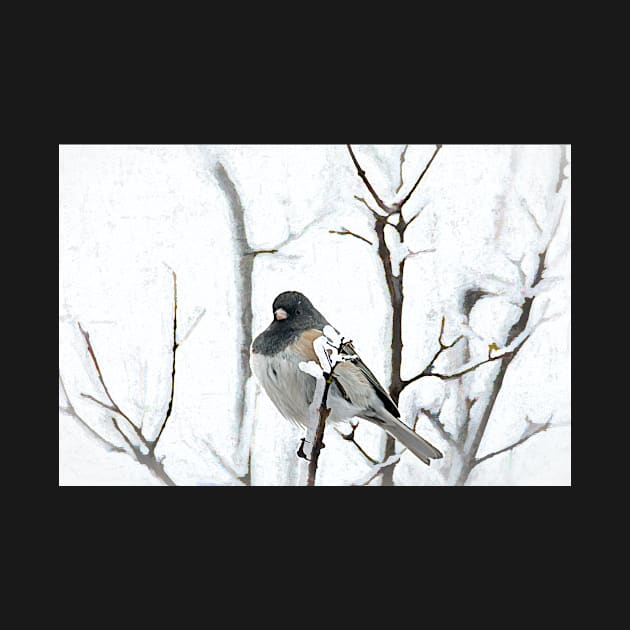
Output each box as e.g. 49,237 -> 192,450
331,144 -> 441,485
211,158 -> 335,485
332,144 -> 569,486
59,268 -> 240,486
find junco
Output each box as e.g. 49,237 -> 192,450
250,291 -> 443,465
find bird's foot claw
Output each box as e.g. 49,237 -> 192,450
297,438 -> 310,460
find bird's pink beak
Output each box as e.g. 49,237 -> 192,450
274,308 -> 288,321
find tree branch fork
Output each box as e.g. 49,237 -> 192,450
59,267 -> 226,486
297,326 -> 358,486
339,143 -> 567,485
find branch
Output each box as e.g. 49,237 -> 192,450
150,268 -> 178,452
203,437 -> 247,486
397,144 -> 442,209
77,322 -> 150,450
473,415 -> 554,467
244,248 -> 278,256
402,316 -> 464,389
111,415 -> 139,453
351,453 -> 401,486
71,268 -> 192,486
405,247 -> 436,258
347,144 -> 393,215
79,393 -> 117,414
299,327 -> 357,486
328,228 -> 373,245
335,421 -> 379,465
429,333 -> 531,381
213,161 -> 255,448
395,144 -> 409,195
404,208 -> 423,229
59,375 -> 125,454
417,407 -> 457,447
521,198 -> 543,236
353,195 -> 381,219
272,211 -> 337,252
178,308 -> 206,347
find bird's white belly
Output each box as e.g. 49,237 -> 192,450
250,350 -> 365,428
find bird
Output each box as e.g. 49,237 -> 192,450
250,290 -> 443,465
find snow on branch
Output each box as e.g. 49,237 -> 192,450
298,325 -> 357,486
473,415 -> 556,467
397,145 -> 442,209
417,407 -> 458,447
344,144 -> 444,486
68,268 -> 206,486
59,375 -> 126,454
350,453 -> 402,486
347,144 -> 442,216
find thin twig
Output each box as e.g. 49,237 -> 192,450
347,145 -> 393,214
335,422 -> 379,465
402,316 -> 464,389
203,438 -> 246,485
398,144 -> 442,209
404,209 -> 422,229
244,248 -> 278,256
328,229 -> 373,245
150,269 -> 178,452
406,247 -> 436,258
430,336 -> 529,381
473,416 -> 553,467
351,453 -> 402,486
418,408 -> 457,447
353,195 -> 381,219
111,416 -> 138,453
521,199 -> 543,235
77,322 -> 150,449
79,393 -> 117,413
395,144 -> 409,195
59,375 -> 125,454
178,308 -> 206,347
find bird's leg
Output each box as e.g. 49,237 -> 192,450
297,438 -> 310,460
297,436 -> 325,460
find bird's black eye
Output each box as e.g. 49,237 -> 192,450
296,309 -> 301,315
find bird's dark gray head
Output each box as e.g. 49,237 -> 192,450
271,291 -> 327,328
252,291 -> 328,356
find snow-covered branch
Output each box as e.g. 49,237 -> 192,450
70,268 -> 205,486
417,407 -> 458,447
298,326 -> 357,486
350,453 -> 402,486
397,144 -> 442,209
473,415 -> 555,467
346,144 -> 444,486
59,375 -> 126,454
395,144 -> 409,195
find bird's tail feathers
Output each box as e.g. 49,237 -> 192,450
365,414 -> 443,465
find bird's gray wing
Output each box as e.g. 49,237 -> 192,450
341,340 -> 400,419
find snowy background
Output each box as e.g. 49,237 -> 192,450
59,144 -> 571,486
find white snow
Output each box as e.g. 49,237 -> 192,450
60,144 -> 571,486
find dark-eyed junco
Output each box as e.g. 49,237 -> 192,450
250,291 -> 443,465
